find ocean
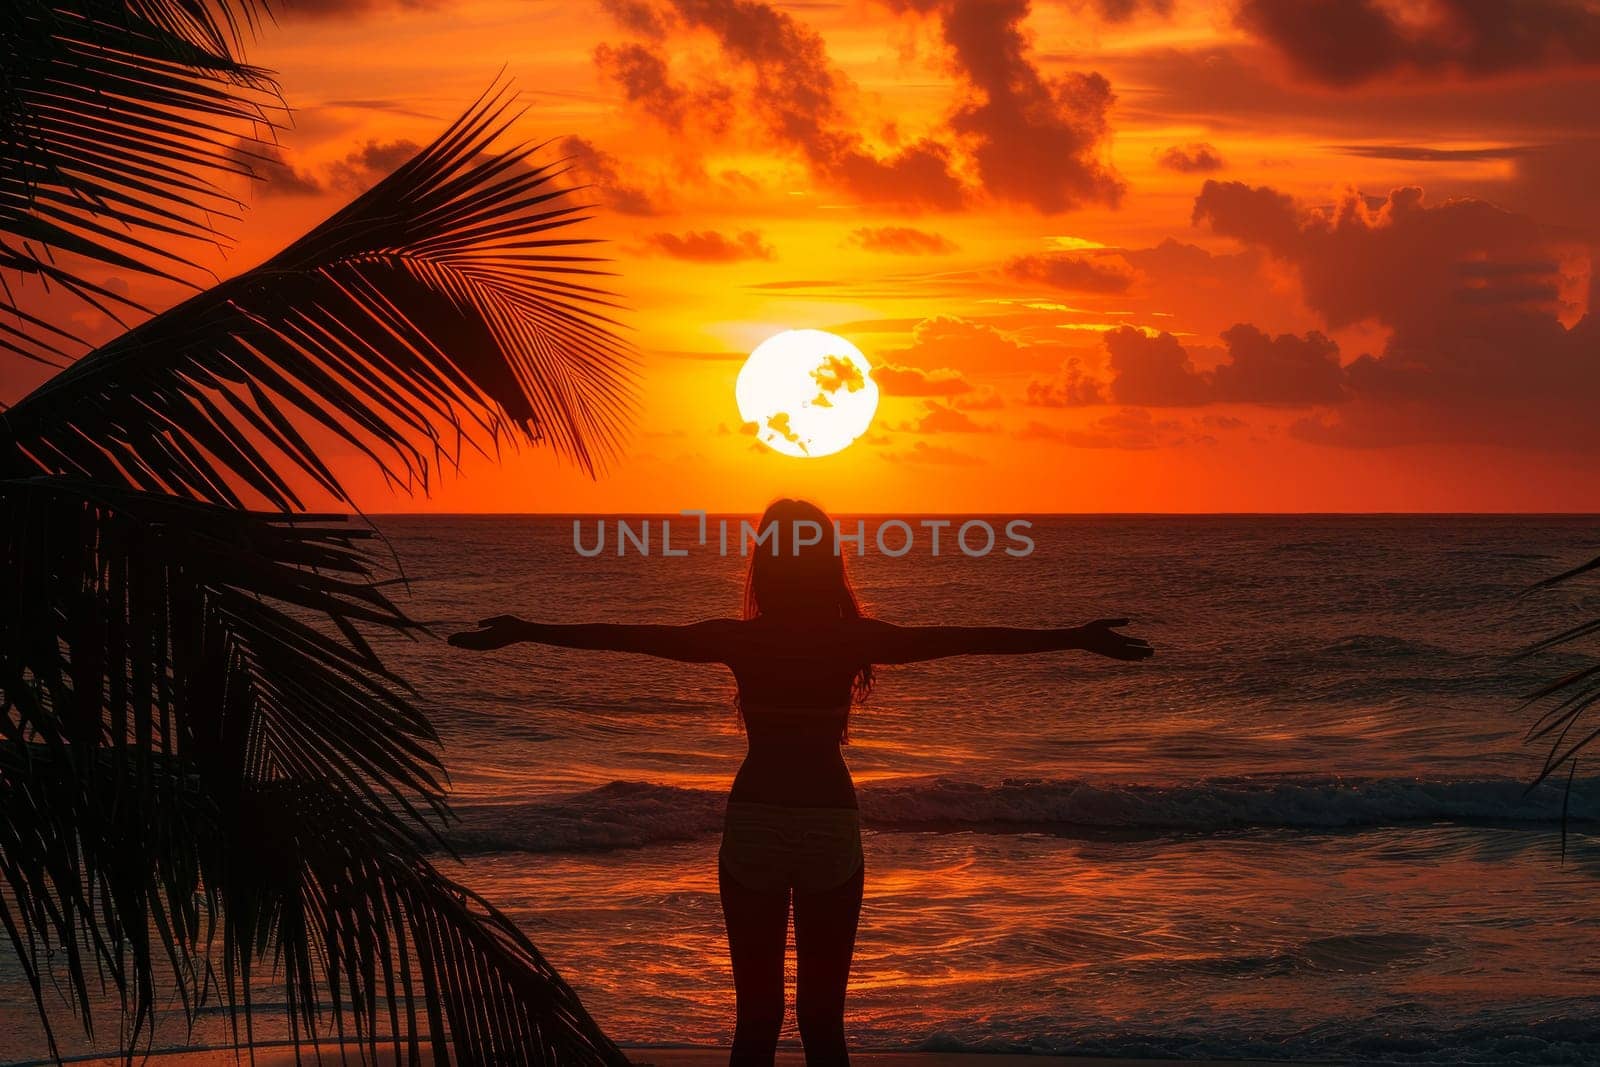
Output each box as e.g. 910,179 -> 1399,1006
4,516 -> 1600,1064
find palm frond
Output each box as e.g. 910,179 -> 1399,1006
1520,554 -> 1600,806
1522,551 -> 1600,595
0,475 -> 626,1063
1,0 -> 280,363
1,85 -> 638,501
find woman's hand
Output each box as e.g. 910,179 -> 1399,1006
1075,619 -> 1154,661
447,615 -> 528,651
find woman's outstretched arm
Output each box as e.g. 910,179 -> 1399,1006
858,618 -> 1152,664
447,615 -> 738,663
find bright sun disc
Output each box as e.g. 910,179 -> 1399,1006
736,329 -> 880,459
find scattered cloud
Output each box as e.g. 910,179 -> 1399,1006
848,226 -> 959,254
1236,0 -> 1600,87
240,143 -> 323,197
237,138 -> 420,197
597,0 -> 965,208
1156,141 -> 1225,172
1004,251 -> 1137,293
325,139 -> 421,193
1027,356 -> 1106,406
595,0 -> 1122,212
904,0 -> 1125,212
1192,181 -> 1581,329
593,41 -> 731,132
640,229 -> 775,261
1102,326 -> 1211,405
811,354 -> 867,405
1076,0 -> 1174,19
1212,323 -> 1345,404
1195,179 -> 1600,449
559,135 -> 661,215
1106,324 -> 1347,406
1028,322 -> 1350,407
1333,143 -> 1534,163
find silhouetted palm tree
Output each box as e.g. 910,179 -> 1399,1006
2,1 -> 633,1062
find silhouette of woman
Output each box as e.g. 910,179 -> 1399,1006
449,498 -> 1152,1067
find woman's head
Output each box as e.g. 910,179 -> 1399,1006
742,498 -> 874,706
743,499 -> 854,618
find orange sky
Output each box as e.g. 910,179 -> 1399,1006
14,0 -> 1600,512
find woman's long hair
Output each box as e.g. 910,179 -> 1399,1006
740,499 -> 873,738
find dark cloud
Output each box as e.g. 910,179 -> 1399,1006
596,0 -> 964,208
1004,251 -> 1136,293
1115,238 -> 1282,338
601,0 -> 672,37
897,0 -> 1124,212
1195,179 -> 1600,449
1119,236 -> 1259,281
320,98 -> 441,120
1049,324 -> 1350,407
1103,327 -> 1210,405
1109,43 -> 1599,145
1192,181 -> 1575,329
326,139 -> 421,193
239,142 -> 323,197
889,314 -> 1084,374
1157,141 -> 1225,172
1332,143 -> 1536,163
1076,0 -> 1173,19
1236,0 -> 1600,87
871,362 -> 974,396
593,41 -> 732,131
640,229 -> 775,261
597,0 -> 1121,212
848,226 -> 959,254
235,138 -> 422,198
1026,357 -> 1105,406
1500,139 -> 1600,241
559,136 -> 660,216
1212,324 -> 1345,404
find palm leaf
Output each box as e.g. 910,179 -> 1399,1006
0,475 -> 627,1064
0,85 -> 638,503
1,0 -> 280,364
1519,557 -> 1600,817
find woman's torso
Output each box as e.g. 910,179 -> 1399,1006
725,622 -> 864,809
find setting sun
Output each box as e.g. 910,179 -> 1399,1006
735,329 -> 880,459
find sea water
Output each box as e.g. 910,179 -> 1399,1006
5,516 -> 1600,1064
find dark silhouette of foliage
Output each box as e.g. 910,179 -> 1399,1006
1,1 -> 634,1062
1520,554 -> 1600,803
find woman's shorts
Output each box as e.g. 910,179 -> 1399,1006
718,801 -> 864,893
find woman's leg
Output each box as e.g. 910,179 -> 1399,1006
719,860 -> 791,1067
791,863 -> 864,1067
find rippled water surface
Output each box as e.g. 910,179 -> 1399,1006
6,516 -> 1600,1063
